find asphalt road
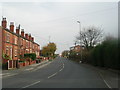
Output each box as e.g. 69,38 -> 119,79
2,57 -> 117,89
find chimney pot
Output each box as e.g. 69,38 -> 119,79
31,37 -> 34,42
16,26 -> 20,35
10,22 -> 14,25
2,17 -> 7,28
25,33 -> 28,39
29,34 -> 31,41
10,22 -> 14,32
21,29 -> 24,37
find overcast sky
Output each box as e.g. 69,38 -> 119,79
0,1 -> 118,54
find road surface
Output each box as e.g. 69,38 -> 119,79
2,57 -> 118,89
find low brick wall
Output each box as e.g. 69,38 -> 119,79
19,63 -> 24,68
23,62 -> 26,66
26,61 -> 29,66
19,60 -> 36,68
0,27 -> 2,63
30,60 -> 36,65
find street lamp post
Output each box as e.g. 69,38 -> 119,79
77,21 -> 82,63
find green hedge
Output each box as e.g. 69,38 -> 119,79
24,53 -> 36,61
36,59 -> 42,63
69,37 -> 119,70
2,63 -> 8,70
90,38 -> 119,69
19,60 -> 25,63
48,59 -> 52,61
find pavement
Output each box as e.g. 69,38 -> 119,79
2,57 -> 119,89
78,63 -> 119,89
1,60 -> 51,78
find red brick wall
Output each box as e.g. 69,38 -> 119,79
74,45 -> 81,52
0,27 -> 2,63
2,20 -> 40,65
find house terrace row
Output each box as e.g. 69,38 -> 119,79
1,17 -> 40,63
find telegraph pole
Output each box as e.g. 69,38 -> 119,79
77,21 -> 82,62
48,36 -> 51,43
17,24 -> 20,68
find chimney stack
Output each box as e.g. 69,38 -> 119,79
16,27 -> 20,35
25,33 -> 28,39
10,22 -> 14,32
31,37 -> 34,42
2,18 -> 7,28
29,34 -> 31,41
21,29 -> 24,37
16,24 -> 20,35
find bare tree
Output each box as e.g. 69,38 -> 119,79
76,26 -> 103,50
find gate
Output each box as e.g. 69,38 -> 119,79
8,60 -> 17,69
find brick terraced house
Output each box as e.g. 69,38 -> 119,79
70,45 -> 85,53
1,17 -> 40,69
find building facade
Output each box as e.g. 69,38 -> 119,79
1,18 -> 40,64
70,45 -> 84,53
0,26 -> 2,64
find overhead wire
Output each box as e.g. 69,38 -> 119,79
2,5 -> 117,51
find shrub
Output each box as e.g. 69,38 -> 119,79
90,36 -> 119,69
2,63 -> 8,70
2,53 -> 12,60
36,59 -> 42,63
19,60 -> 25,63
48,59 -> 52,61
24,53 -> 36,61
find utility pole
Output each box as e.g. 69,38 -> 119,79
77,21 -> 82,62
48,36 -> 51,43
74,41 -> 77,46
17,24 -> 20,68
18,24 -> 20,59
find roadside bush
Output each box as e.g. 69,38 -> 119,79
90,36 -> 119,69
2,53 -> 12,60
90,45 -> 104,67
103,38 -> 118,69
81,49 -> 92,63
53,54 -> 58,58
69,36 -> 119,70
48,59 -> 52,61
19,60 -> 25,63
69,51 -> 83,62
24,53 -> 36,61
2,63 -> 8,70
36,59 -> 42,63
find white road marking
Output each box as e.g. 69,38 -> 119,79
25,68 -> 34,71
5,74 -> 17,77
48,72 -> 58,79
59,63 -> 64,72
33,62 -> 51,71
103,79 -> 112,89
99,72 -> 112,89
59,69 -> 63,72
3,73 -> 18,78
31,64 -> 38,66
0,73 -> 10,76
63,63 -> 64,68
48,63 -> 65,79
22,81 -> 40,88
33,64 -> 47,71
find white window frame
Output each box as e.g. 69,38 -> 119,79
6,33 -> 10,42
14,38 -> 17,44
14,49 -> 17,57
